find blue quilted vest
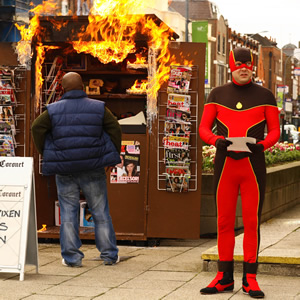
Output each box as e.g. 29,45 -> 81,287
42,90 -> 121,175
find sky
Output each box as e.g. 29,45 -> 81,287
211,0 -> 300,49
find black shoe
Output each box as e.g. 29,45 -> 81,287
200,271 -> 234,294
242,273 -> 265,298
242,262 -> 264,298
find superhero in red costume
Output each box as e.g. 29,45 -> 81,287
199,48 -> 280,298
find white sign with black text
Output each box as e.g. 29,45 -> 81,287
0,157 -> 38,281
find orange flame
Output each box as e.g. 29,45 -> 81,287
72,0 -> 146,64
129,53 -> 147,65
35,45 -> 60,110
126,52 -> 148,69
15,0 -> 192,124
170,52 -> 194,66
127,79 -> 148,94
15,0 -> 58,65
141,17 -> 175,116
49,19 -> 69,31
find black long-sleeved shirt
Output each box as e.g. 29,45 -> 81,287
32,106 -> 122,155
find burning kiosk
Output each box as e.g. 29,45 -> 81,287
15,6 -> 206,242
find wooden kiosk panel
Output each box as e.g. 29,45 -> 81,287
146,42 -> 205,239
107,132 -> 148,240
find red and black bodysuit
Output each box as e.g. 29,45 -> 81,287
199,62 -> 280,264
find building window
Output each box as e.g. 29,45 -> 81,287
275,60 -> 280,75
222,36 -> 225,54
217,34 -> 221,53
218,65 -> 225,85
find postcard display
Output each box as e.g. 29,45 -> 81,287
158,65 -> 198,192
0,66 -> 26,157
41,55 -> 145,228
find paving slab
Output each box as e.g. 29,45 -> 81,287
1,205 -> 300,300
93,287 -> 169,300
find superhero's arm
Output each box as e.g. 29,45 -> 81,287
199,103 -> 225,146
257,106 -> 280,150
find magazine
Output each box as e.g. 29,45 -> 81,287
0,105 -> 14,121
166,108 -> 191,123
167,65 -> 192,94
110,141 -> 141,184
167,93 -> 191,112
165,148 -> 191,166
164,121 -> 191,138
0,74 -> 16,104
0,134 -> 15,156
165,166 -> 190,192
0,88 -> 16,105
176,109 -> 191,123
0,67 -> 14,81
0,120 -> 15,134
163,135 -> 189,150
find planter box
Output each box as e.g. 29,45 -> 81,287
200,161 -> 300,235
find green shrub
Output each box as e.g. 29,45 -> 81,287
202,142 -> 300,173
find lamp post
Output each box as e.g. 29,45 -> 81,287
185,0 -> 189,42
281,49 -> 300,141
280,52 -> 293,142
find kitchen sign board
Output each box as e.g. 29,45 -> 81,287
0,157 -> 38,281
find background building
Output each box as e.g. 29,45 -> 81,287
170,0 -> 228,94
0,0 -> 30,42
1,0 -> 299,116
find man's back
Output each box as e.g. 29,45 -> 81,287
42,89 -> 120,175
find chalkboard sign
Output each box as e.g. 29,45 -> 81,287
0,157 -> 38,281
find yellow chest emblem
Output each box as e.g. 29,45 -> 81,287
236,102 -> 243,109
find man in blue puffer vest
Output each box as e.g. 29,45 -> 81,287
32,72 -> 122,267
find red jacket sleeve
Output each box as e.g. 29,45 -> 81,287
199,103 -> 224,146
257,106 -> 280,150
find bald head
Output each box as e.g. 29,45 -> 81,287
62,72 -> 84,92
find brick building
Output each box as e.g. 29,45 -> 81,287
170,0 -> 228,91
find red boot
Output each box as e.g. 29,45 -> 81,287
200,261 -> 234,294
242,262 -> 265,298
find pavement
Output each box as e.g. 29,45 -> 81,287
1,204 -> 300,300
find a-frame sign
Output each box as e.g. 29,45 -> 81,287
0,157 -> 38,281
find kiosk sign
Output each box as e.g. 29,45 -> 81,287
0,157 -> 38,281
0,185 -> 24,266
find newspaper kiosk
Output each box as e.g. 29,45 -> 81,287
11,15 -> 206,242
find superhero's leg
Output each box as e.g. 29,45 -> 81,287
215,157 -> 240,261
240,157 -> 265,263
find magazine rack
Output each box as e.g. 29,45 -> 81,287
157,65 -> 199,192
0,64 -> 27,157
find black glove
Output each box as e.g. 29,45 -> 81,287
215,138 -> 232,150
246,142 -> 264,153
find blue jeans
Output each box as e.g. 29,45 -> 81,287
56,168 -> 118,265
